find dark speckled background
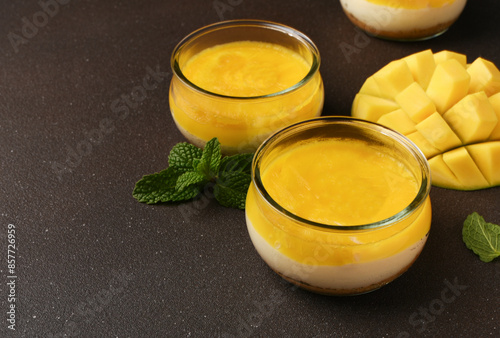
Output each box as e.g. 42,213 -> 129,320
0,1 -> 499,337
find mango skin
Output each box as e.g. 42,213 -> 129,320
352,50 -> 500,191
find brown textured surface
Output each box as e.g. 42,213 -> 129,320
0,1 -> 499,337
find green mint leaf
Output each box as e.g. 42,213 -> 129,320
168,142 -> 203,173
214,171 -> 252,209
133,167 -> 181,204
176,171 -> 208,191
196,138 -> 221,179
192,158 -> 201,170
133,167 -> 200,204
219,153 -> 254,175
134,137 -> 254,210
168,183 -> 202,202
462,212 -> 500,263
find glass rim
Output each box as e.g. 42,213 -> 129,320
252,116 -> 432,231
170,19 -> 321,100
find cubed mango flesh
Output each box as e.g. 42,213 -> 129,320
443,92 -> 498,144
403,49 -> 436,90
426,59 -> 471,114
467,57 -> 500,96
351,50 -> 500,190
359,76 -> 382,97
466,141 -> 500,186
395,82 -> 436,123
377,109 -> 416,135
416,112 -> 462,152
433,50 -> 467,68
406,131 -> 441,159
442,147 -> 489,189
372,59 -> 415,100
488,92 -> 500,140
351,93 -> 398,121
428,155 -> 462,190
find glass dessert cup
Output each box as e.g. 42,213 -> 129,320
340,0 -> 467,41
245,117 -> 432,295
169,20 -> 324,154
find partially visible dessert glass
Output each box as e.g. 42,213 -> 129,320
340,0 -> 467,41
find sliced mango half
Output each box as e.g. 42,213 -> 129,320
352,49 -> 500,190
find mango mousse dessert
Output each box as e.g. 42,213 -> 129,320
169,20 -> 324,154
340,0 -> 467,40
246,117 -> 432,295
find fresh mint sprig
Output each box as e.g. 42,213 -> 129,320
462,212 -> 500,262
133,138 -> 254,209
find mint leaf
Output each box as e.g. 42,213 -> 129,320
462,212 -> 500,262
169,142 -> 203,173
196,137 -> 221,179
214,153 -> 253,209
214,171 -> 252,209
133,137 -> 254,209
206,138 -> 222,172
176,171 -> 207,191
192,158 -> 201,170
219,153 -> 253,175
133,167 -> 200,204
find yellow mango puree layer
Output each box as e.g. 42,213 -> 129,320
170,41 -> 323,150
246,138 -> 431,265
183,41 -> 310,97
366,0 -> 455,9
263,139 -> 418,224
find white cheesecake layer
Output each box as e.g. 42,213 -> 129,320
340,0 -> 467,33
246,214 -> 428,292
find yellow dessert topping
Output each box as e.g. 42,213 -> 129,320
261,139 -> 418,225
183,41 -> 310,97
366,0 -> 457,10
